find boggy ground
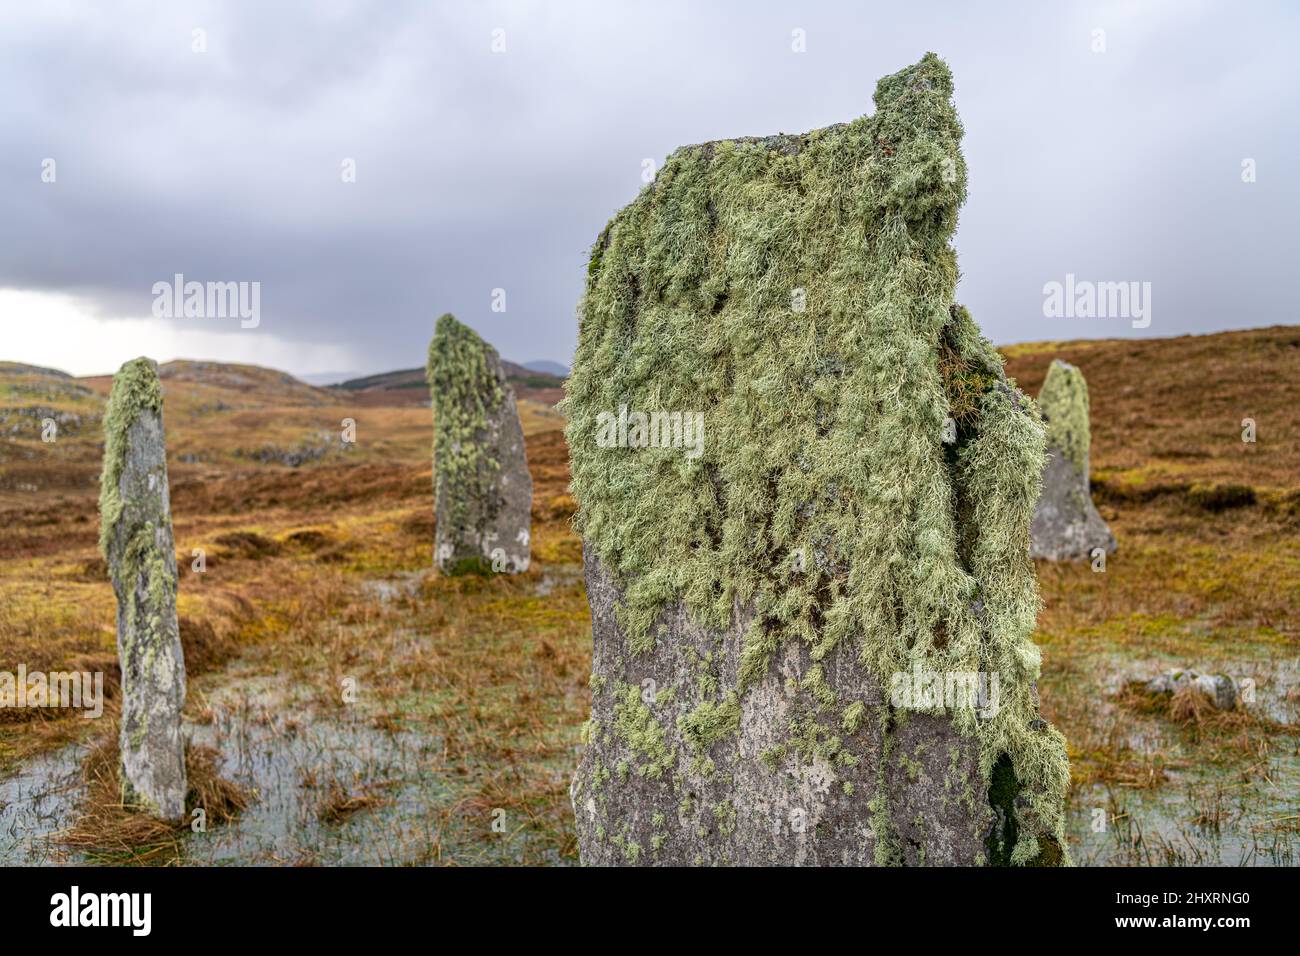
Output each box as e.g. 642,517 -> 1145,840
0,326 -> 1297,865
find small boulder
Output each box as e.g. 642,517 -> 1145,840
1144,669 -> 1240,711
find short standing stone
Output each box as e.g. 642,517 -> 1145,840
98,357 -> 187,821
426,314 -> 532,574
1030,359 -> 1116,561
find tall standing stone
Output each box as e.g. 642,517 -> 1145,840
1029,359 -> 1116,561
427,314 -> 532,574
98,357 -> 187,821
565,54 -> 1070,866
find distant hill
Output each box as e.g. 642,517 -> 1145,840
332,360 -> 564,406
3,323 -> 1295,501
523,360 -> 569,378
1002,324 -> 1300,497
0,355 -> 566,504
155,360 -> 332,405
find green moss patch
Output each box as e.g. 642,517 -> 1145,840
1038,359 -> 1091,476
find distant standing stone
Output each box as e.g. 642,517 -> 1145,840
426,314 -> 532,574
98,357 -> 187,821
1030,359 -> 1116,561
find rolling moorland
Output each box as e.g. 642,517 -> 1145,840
0,324 -> 1296,865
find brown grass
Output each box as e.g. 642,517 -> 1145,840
58,735 -> 251,865
311,776 -> 394,824
3,329 -> 1297,865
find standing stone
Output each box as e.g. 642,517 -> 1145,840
565,54 -> 1070,866
98,357 -> 187,821
1029,359 -> 1116,561
427,314 -> 532,574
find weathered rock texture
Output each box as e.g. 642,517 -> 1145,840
565,54 -> 1070,866
98,357 -> 187,820
1029,359 -> 1116,561
427,314 -> 532,574
1144,670 -> 1240,711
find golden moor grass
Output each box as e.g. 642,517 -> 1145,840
2,332 -> 1296,863
58,733 -> 251,865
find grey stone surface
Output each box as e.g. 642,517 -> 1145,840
571,545 -> 992,866
1029,445 -> 1117,561
100,359 -> 187,821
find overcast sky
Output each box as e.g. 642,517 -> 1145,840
2,0 -> 1297,380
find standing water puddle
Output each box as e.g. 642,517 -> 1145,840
0,742 -> 89,865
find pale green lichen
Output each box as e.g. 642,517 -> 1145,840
800,664 -> 837,710
759,744 -> 786,770
97,357 -> 182,814
567,53 -> 1069,864
98,357 -> 164,559
678,695 -> 741,752
842,701 -> 867,735
426,313 -> 506,572
611,683 -> 675,777
711,800 -> 737,837
1037,359 -> 1091,476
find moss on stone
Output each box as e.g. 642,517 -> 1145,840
611,682 -> 675,777
678,694 -> 742,752
98,357 -> 164,559
566,52 -> 1070,864
445,555 -> 494,577
841,701 -> 867,735
426,313 -> 506,570
1037,359 -> 1091,476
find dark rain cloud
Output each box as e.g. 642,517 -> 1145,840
1,0 -> 1297,376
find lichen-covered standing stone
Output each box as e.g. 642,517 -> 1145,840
565,54 -> 1070,866
427,314 -> 532,574
1029,359 -> 1116,561
98,357 -> 187,820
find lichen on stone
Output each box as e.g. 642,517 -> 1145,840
567,53 -> 1070,864
1037,359 -> 1091,475
98,357 -> 164,560
427,314 -> 505,545
97,356 -> 187,820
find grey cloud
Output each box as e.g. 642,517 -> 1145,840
1,0 -> 1296,375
